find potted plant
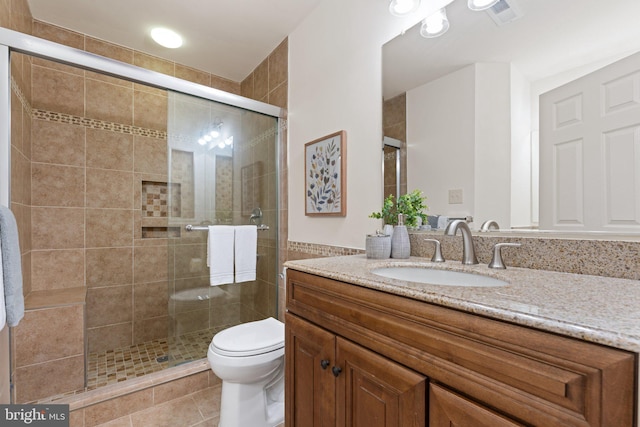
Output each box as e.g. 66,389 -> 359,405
369,190 -> 428,229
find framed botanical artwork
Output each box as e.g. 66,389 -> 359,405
304,130 -> 347,216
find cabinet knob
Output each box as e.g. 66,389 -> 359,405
332,366 -> 342,377
320,359 -> 330,370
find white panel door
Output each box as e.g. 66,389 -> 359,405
540,51 -> 640,231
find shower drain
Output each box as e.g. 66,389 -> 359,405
156,355 -> 169,363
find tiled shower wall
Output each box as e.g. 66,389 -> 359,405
383,93 -> 407,199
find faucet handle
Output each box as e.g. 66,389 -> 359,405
488,243 -> 521,269
424,239 -> 445,262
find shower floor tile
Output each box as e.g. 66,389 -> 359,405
86,326 -> 227,391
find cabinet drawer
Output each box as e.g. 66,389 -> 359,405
287,269 -> 635,427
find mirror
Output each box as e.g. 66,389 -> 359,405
383,0 -> 640,233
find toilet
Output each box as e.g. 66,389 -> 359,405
208,317 -> 285,427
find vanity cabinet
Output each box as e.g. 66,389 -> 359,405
286,312 -> 426,427
285,269 -> 636,427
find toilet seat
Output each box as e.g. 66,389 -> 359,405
211,317 -> 284,357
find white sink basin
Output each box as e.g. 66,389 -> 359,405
370,267 -> 508,287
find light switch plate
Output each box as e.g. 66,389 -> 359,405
449,189 -> 463,204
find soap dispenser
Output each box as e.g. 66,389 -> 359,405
391,214 -> 410,259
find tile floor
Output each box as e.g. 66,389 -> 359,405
93,384 -> 223,427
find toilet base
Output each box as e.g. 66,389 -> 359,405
218,379 -> 284,427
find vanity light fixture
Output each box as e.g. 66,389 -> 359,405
467,0 -> 500,11
420,8 -> 450,38
150,27 -> 183,49
389,0 -> 421,17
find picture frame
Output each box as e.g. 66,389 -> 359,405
304,130 -> 347,216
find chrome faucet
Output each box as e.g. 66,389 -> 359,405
444,219 -> 479,265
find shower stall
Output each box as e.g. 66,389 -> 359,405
1,28 -> 282,402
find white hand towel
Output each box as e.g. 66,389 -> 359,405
234,225 -> 257,283
207,225 -> 235,286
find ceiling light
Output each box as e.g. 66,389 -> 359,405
218,142 -> 226,149
468,0 -> 500,11
389,0 -> 421,17
420,8 -> 450,38
210,129 -> 220,138
150,27 -> 183,49
198,138 -> 206,146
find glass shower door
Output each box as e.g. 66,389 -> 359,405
165,91 -> 279,366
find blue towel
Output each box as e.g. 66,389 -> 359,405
0,205 -> 24,327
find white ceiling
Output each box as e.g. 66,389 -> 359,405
26,0 -> 323,82
383,0 -> 640,99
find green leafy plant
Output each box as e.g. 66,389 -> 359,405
369,190 -> 428,228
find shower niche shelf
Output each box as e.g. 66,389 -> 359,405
141,180 -> 182,238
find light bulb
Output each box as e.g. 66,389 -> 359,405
204,135 -> 212,142
468,0 -> 500,11
218,142 -> 225,149
420,8 -> 449,38
225,136 -> 233,146
210,130 -> 219,138
198,138 -> 206,146
389,0 -> 421,17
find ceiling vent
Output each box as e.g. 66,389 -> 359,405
486,0 -> 523,26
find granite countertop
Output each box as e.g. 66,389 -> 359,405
285,255 -> 640,353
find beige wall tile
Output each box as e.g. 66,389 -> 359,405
32,207 -> 84,250
134,136 -> 167,175
86,209 -> 133,248
14,305 -> 84,366
0,0 -> 10,29
209,76 -> 241,95
10,0 -> 32,34
87,322 -> 132,354
133,316 -> 168,344
33,20 -> 84,49
32,119 -> 86,166
84,389 -> 153,427
134,281 -> 168,320
32,163 -> 85,207
133,52 -> 174,76
10,90 -> 23,154
133,245 -> 168,284
172,243 -> 206,279
86,129 -> 133,171
175,65 -> 210,87
0,327 -> 10,404
31,249 -> 85,291
86,248 -> 133,287
86,169 -> 133,209
32,65 -> 85,116
14,355 -> 84,403
269,38 -> 288,90
133,90 -> 167,131
86,285 -> 133,328
152,372 -> 208,405
240,73 -> 254,99
268,82 -> 287,109
85,37 -> 134,65
253,59 -> 269,101
85,78 -> 133,125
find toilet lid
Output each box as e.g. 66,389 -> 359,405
211,317 -> 284,357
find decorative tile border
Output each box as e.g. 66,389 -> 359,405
288,241 -> 364,257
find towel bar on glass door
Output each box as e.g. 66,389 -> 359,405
185,224 -> 270,232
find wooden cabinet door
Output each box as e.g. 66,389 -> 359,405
335,337 -> 426,427
285,312 -> 337,427
429,383 -> 524,427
